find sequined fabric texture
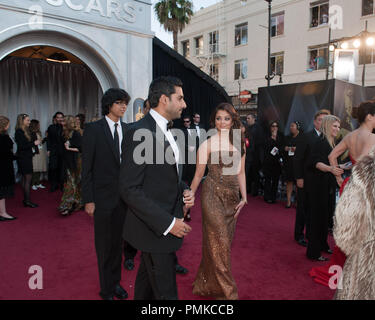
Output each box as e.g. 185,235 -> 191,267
192,151 -> 240,300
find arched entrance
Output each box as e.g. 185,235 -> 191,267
0,26 -> 122,132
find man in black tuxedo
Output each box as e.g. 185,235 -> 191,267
293,109 -> 330,247
181,115 -> 199,222
120,76 -> 194,300
47,112 -> 65,192
81,88 -> 130,300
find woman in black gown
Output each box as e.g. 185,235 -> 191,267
263,121 -> 284,204
15,114 -> 41,208
307,115 -> 343,261
283,121 -> 301,208
0,116 -> 17,221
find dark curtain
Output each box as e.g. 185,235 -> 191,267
153,37 -> 230,129
0,56 -> 102,136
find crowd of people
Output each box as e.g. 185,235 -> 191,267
1,77 -> 375,300
0,112 -> 87,219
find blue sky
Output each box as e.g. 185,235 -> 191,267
151,0 -> 219,47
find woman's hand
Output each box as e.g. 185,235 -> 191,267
34,140 -> 41,146
64,142 -> 70,150
330,166 -> 343,176
234,199 -> 247,219
336,176 -> 344,187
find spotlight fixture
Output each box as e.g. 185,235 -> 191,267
341,42 -> 349,49
366,37 -> 375,46
353,39 -> 361,48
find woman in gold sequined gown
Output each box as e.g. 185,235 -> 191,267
189,103 -> 247,300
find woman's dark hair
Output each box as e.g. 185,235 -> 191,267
53,112 -> 64,120
148,76 -> 183,109
210,102 -> 245,156
101,88 -> 131,116
29,119 -> 41,134
75,113 -> 85,129
268,120 -> 279,131
352,100 -> 375,124
290,121 -> 303,134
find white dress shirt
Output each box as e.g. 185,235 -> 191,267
149,109 -> 180,236
105,115 -> 123,159
314,128 -> 321,137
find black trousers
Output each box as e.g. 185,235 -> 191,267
94,201 -> 126,297
263,174 -> 279,202
294,186 -> 309,241
306,193 -> 334,259
48,155 -> 64,188
134,252 -> 178,300
123,241 -> 138,260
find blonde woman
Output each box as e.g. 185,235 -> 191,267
58,115 -> 83,216
15,114 -> 41,208
0,116 -> 17,221
306,115 -> 343,261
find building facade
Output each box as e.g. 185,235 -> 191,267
178,0 -> 375,112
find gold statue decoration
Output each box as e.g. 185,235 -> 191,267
135,106 -> 144,121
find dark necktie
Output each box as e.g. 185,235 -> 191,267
167,120 -> 173,130
113,123 -> 120,160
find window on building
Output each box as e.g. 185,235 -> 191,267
271,12 -> 284,37
209,31 -> 219,53
234,59 -> 248,80
310,1 -> 329,28
182,40 -> 190,58
362,0 -> 374,16
195,36 -> 203,55
271,52 -> 284,74
308,45 -> 328,70
209,63 -> 219,81
235,23 -> 248,46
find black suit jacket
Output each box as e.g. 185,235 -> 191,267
293,129 -> 320,180
120,113 -> 188,253
81,118 -> 127,212
15,129 -> 35,160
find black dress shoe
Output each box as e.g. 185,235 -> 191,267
23,200 -> 38,208
296,239 -> 308,247
175,264 -> 188,274
124,259 -> 135,271
324,249 -> 333,254
99,293 -> 114,300
309,256 -> 329,262
114,284 -> 128,300
0,216 -> 17,221
285,203 -> 292,208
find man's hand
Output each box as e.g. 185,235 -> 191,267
296,178 -> 304,189
183,189 -> 194,209
85,202 -> 95,217
170,218 -> 192,238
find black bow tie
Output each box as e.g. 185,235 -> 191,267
167,121 -> 173,130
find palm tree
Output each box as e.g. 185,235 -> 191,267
154,0 -> 194,51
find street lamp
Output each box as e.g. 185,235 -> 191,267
264,0 -> 272,87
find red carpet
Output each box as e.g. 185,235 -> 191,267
0,185 -> 335,300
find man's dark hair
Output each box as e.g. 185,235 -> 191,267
101,88 -> 131,116
53,112 -> 64,120
148,76 -> 183,109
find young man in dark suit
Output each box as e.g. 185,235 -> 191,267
81,88 -> 130,300
120,76 -> 194,300
293,109 -> 330,247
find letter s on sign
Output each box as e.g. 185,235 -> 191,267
123,3 -> 136,23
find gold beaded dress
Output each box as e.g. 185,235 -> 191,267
192,151 -> 240,300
